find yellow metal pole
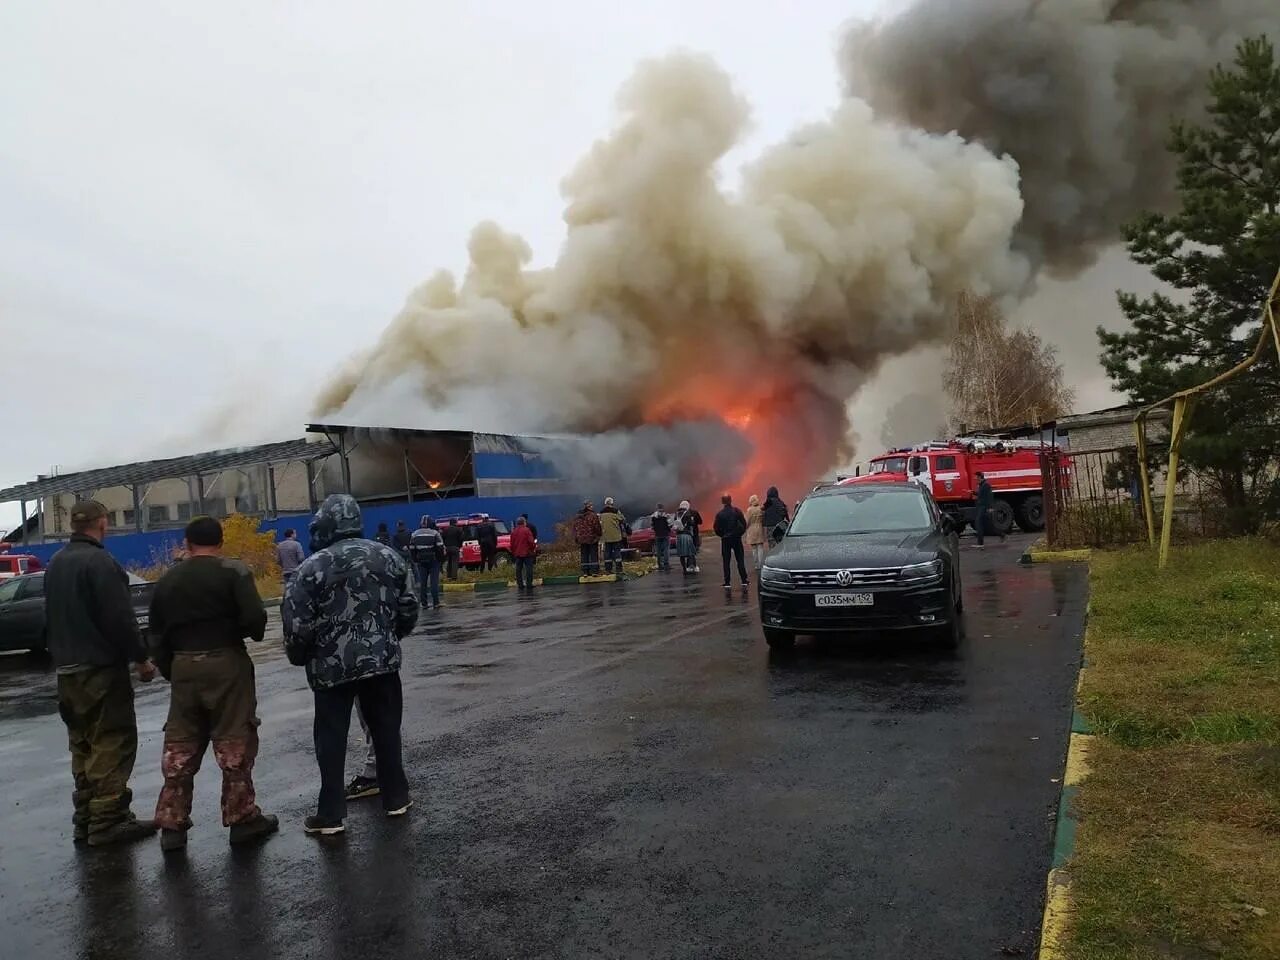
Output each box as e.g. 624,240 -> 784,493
1158,397 -> 1194,568
1134,414 -> 1156,545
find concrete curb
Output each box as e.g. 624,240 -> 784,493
1039,597 -> 1093,959
439,565 -> 656,593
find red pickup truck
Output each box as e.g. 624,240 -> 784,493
436,514 -> 524,568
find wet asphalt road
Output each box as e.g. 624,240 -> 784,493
0,535 -> 1085,960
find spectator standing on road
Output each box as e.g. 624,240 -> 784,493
511,517 -> 537,589
573,500 -> 603,575
674,500 -> 702,575
374,522 -> 393,547
409,515 -> 445,610
393,520 -> 412,561
282,494 -> 419,836
440,520 -> 464,580
149,516 -> 277,851
276,529 -> 306,584
650,504 -> 673,572
44,500 -> 158,847
476,517 -> 499,572
599,497 -> 628,576
762,486 -> 789,547
744,494 -> 766,568
714,495 -> 750,591
973,472 -> 1005,547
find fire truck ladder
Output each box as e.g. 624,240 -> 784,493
951,435 -> 1049,452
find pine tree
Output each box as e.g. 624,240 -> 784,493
1099,36 -> 1280,532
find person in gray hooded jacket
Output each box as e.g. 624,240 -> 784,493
282,494 -> 419,835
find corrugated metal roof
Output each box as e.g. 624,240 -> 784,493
0,437 -> 336,502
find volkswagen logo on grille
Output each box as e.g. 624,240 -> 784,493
835,569 -> 856,587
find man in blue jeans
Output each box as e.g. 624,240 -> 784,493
409,516 -> 444,610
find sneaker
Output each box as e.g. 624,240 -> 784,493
723,583 -> 732,590
385,800 -> 413,818
230,813 -> 279,845
160,828 -> 188,852
694,565 -> 701,573
303,816 -> 345,836
88,816 -> 158,847
345,775 -> 381,801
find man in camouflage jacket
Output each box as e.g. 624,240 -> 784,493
282,494 -> 419,835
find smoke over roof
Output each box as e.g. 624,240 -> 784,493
314,4 -> 1278,499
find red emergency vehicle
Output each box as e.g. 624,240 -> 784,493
436,513 -> 527,568
840,436 -> 1061,535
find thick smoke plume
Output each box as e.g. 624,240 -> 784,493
316,3 -> 1276,502
843,0 -> 1280,274
317,52 -> 1026,499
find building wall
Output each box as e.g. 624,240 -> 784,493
19,492 -> 584,570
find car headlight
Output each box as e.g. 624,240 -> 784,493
899,559 -> 943,582
760,565 -> 793,585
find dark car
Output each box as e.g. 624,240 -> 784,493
757,482 -> 962,651
0,571 -> 156,654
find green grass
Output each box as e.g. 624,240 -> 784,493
1066,540 -> 1280,959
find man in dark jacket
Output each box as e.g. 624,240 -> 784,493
44,500 -> 158,847
973,472 -> 1005,547
713,495 -> 750,590
440,520 -> 464,580
149,516 -> 276,851
572,501 -> 603,574
476,517 -> 499,572
283,494 -> 419,836
761,486 -> 789,545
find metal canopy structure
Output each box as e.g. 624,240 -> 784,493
0,438 -> 335,503
0,437 -> 338,546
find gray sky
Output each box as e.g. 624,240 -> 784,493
0,0 -> 1129,530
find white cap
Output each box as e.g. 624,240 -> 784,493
604,497 -> 615,506
679,500 -> 691,510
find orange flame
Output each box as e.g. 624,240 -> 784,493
427,480 -> 442,490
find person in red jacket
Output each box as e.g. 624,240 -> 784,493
510,516 -> 538,589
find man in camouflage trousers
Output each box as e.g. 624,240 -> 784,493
44,500 -> 158,847
283,494 -> 419,836
149,516 -> 278,851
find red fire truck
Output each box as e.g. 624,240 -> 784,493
840,436 -> 1060,535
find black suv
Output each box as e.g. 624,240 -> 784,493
758,482 -> 962,650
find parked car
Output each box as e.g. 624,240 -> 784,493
0,553 -> 43,580
757,482 -> 962,651
625,515 -> 676,555
0,571 -> 156,654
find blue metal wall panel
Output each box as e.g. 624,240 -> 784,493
16,493 -> 582,571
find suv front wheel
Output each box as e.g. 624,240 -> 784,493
764,628 -> 795,652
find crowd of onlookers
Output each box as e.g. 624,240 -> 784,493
272,486 -> 796,615
569,486 -> 792,590
43,484 -> 800,851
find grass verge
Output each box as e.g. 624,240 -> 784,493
1066,539 -> 1280,959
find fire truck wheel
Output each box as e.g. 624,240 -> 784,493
1015,494 -> 1045,532
989,499 -> 1015,536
